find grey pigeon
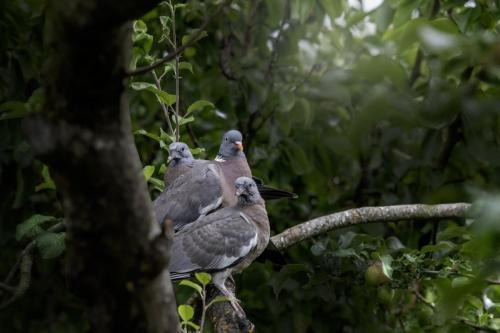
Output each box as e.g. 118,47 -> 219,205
215,130 -> 297,200
153,131 -> 295,231
153,161 -> 223,231
169,177 -> 270,316
163,142 -> 206,186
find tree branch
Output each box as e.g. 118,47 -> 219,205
271,203 -> 471,250
206,280 -> 255,333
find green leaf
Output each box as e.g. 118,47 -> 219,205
190,147 -> 205,156
133,20 -> 147,33
16,215 -> 56,241
148,177 -> 165,192
421,242 -> 454,254
159,127 -> 176,143
451,276 -> 471,288
186,100 -> 214,115
130,82 -> 176,106
181,29 -> 208,46
206,296 -> 230,309
179,279 -> 202,294
379,254 -> 393,280
130,81 -> 156,90
132,32 -> 153,53
159,16 -> 171,30
134,129 -> 161,142
178,62 -> 193,73
351,56 -> 407,87
0,101 -> 31,120
177,304 -> 194,322
35,165 -> 56,192
36,232 -> 66,259
195,272 -> 211,286
143,165 -> 155,181
175,115 -> 195,126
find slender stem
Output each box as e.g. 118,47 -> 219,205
152,70 -> 175,136
0,283 -> 15,293
170,1 -> 180,142
199,288 -> 206,333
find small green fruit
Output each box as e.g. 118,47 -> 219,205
365,262 -> 390,286
377,287 -> 395,304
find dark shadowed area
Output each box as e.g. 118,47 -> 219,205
1,0 -> 500,332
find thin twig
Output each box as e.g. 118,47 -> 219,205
486,279 -> 500,285
0,254 -> 33,309
170,0 -> 180,142
0,222 -> 65,310
186,124 -> 199,148
0,283 -> 15,293
458,318 -> 497,332
412,287 -> 434,309
152,70 -> 175,135
199,286 -> 207,332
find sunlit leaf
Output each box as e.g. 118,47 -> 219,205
195,272 -> 211,286
179,279 -> 202,294
186,100 -> 214,115
177,304 -> 194,322
380,254 -> 393,280
142,165 -> 155,181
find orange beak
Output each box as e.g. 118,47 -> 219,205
234,141 -> 243,151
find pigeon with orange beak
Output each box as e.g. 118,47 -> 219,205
153,130 -> 295,231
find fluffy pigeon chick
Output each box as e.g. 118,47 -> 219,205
169,177 -> 270,316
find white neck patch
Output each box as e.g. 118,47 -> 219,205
215,154 -> 226,162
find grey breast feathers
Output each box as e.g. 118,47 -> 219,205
153,163 -> 223,230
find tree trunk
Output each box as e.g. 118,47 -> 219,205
23,1 -> 179,332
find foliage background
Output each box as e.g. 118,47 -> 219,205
1,0 -> 500,332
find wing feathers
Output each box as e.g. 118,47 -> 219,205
169,209 -> 258,275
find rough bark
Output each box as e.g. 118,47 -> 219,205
23,1 -> 178,332
271,203 -> 471,250
206,280 -> 254,333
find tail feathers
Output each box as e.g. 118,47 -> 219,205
170,272 -> 192,281
255,240 -> 288,265
257,184 -> 298,200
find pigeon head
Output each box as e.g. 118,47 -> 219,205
235,177 -> 261,205
218,130 -> 244,158
167,142 -> 194,165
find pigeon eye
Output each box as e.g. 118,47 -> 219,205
181,147 -> 185,151
225,137 -> 228,141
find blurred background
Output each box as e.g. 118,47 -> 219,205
1,0 -> 500,332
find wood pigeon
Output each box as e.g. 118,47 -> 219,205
163,142 -> 203,186
215,130 -> 297,200
169,176 -> 270,316
154,161 -> 223,231
153,130 -> 295,231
